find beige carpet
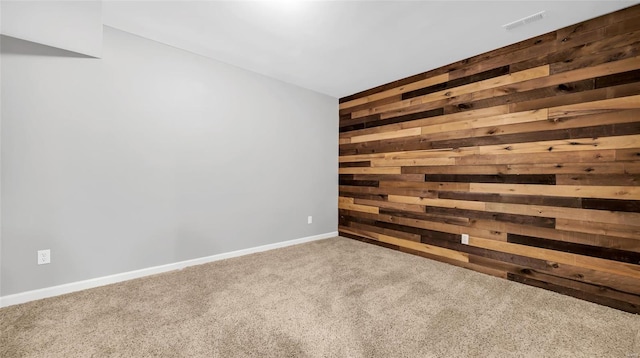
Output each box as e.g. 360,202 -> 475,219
1,237 -> 639,357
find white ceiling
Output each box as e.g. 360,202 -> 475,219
103,1 -> 639,98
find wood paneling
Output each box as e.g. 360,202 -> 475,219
338,5 -> 640,313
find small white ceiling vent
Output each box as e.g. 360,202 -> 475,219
502,11 -> 546,30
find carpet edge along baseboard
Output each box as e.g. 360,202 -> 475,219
0,231 -> 338,308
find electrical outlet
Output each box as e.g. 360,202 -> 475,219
307,216 -> 313,224
461,234 -> 469,245
38,249 -> 51,265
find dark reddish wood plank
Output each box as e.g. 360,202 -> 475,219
424,174 -> 556,185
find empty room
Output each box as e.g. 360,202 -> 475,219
1,1 -> 639,357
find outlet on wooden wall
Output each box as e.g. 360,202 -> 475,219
338,5 -> 640,313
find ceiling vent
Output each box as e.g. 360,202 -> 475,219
502,11 -> 546,30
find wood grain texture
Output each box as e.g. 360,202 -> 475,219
338,5 -> 640,313
351,66 -> 550,119
339,73 -> 449,110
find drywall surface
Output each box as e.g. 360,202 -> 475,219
0,27 -> 338,296
1,0 -> 102,57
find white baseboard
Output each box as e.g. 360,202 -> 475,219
0,231 -> 338,308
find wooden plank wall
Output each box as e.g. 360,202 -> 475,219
338,5 -> 640,313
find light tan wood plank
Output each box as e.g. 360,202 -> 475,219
339,73 -> 450,110
485,202 -> 640,226
469,236 -> 640,280
339,226 -> 377,240
510,56 -> 640,103
341,105 -> 510,138
421,109 -> 548,135
472,220 -> 640,253
548,94 -> 640,119
339,152 -> 386,163
420,109 -> 640,144
377,234 -> 470,262
382,148 -> 473,159
401,162 -> 639,176
478,134 -> 640,156
379,181 -> 471,192
386,194 -> 640,227
372,212 -> 505,241
339,167 -> 402,175
388,195 -> 487,211
354,198 -> 424,213
348,221 -> 422,242
371,157 -> 456,167
556,218 -> 640,240
339,197 -> 355,205
352,174 -> 425,182
339,148 -> 460,163
555,173 -> 640,186
350,127 -> 421,144
456,149 -> 617,166
493,162 -> 640,175
338,201 -> 380,214
472,183 -> 640,200
351,66 -> 549,118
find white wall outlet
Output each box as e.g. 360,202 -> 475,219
37,249 -> 51,265
461,234 -> 469,245
307,216 -> 313,224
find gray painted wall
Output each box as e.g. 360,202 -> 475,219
1,0 -> 103,57
0,27 -> 338,296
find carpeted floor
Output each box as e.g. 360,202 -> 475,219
1,236 -> 639,357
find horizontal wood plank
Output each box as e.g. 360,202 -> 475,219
339,5 -> 640,312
